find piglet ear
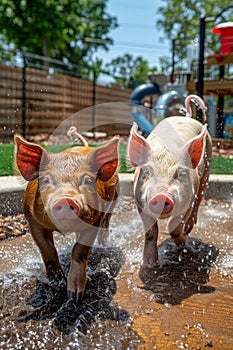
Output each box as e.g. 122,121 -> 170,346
128,122 -> 151,167
90,136 -> 119,181
183,125 -> 206,169
14,134 -> 48,181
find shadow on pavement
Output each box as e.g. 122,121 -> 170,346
18,246 -> 130,335
139,237 -> 219,305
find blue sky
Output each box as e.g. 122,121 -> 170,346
94,0 -> 170,71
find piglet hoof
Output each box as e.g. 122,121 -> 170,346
170,233 -> 187,246
67,290 -> 83,305
142,261 -> 157,269
142,255 -> 158,269
142,249 -> 158,268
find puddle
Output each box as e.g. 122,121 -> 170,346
0,197 -> 233,349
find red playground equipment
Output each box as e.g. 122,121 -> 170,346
212,22 -> 233,54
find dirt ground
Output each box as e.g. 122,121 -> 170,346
0,197 -> 232,349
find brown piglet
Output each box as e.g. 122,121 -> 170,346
14,133 -> 119,303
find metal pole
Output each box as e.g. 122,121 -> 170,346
22,53 -> 27,138
92,69 -> 96,133
216,65 -> 225,138
170,39 -> 175,83
197,16 -> 206,100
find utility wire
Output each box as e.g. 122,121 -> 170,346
115,41 -> 169,50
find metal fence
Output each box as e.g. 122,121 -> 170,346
0,50 -> 133,142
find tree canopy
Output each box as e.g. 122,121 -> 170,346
156,0 -> 233,70
0,0 -> 118,68
105,54 -> 157,88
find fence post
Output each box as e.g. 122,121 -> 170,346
216,65 -> 225,138
22,52 -> 27,138
92,69 -> 96,132
197,15 -> 206,102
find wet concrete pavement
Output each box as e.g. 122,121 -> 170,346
0,197 -> 232,349
113,199 -> 233,349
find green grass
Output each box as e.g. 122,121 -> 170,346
1,143 -> 232,176
210,156 -> 233,175
0,144 -> 15,176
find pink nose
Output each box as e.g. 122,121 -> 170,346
148,194 -> 174,216
52,198 -> 80,221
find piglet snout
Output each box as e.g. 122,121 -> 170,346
52,198 -> 80,221
148,194 -> 174,216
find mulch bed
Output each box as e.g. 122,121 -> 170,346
212,145 -> 233,158
0,214 -> 29,241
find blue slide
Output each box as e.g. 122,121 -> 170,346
130,82 -> 184,135
130,82 -> 161,105
130,82 -> 160,135
131,109 -> 154,134
155,90 -> 184,118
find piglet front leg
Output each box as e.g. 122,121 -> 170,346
28,222 -> 66,289
140,211 -> 159,267
51,242 -> 91,329
67,243 -> 91,303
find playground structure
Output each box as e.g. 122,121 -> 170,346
130,21 -> 233,140
130,72 -> 187,135
187,21 -> 233,140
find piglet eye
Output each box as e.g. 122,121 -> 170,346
140,166 -> 152,181
174,168 -> 189,182
39,174 -> 52,190
82,175 -> 94,186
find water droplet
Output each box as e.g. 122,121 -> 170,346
145,308 -> 153,314
164,302 -> 171,308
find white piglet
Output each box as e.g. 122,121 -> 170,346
128,95 -> 212,266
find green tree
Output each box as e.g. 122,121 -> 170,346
0,0 -> 118,68
105,54 -> 157,88
156,0 -> 233,70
